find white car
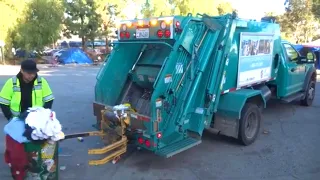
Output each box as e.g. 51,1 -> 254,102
52,49 -> 66,58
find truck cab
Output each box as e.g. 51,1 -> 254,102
273,40 -> 316,105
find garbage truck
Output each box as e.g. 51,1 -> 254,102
88,13 -> 316,164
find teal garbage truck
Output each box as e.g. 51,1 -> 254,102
91,13 -> 317,160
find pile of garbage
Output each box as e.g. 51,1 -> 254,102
4,107 -> 65,144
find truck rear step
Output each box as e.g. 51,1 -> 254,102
155,138 -> 202,158
281,92 -> 304,103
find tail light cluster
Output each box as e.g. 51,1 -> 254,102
118,19 -> 181,39
138,137 -> 152,148
156,20 -> 178,38
120,31 -> 130,39
119,24 -> 130,39
137,132 -> 162,148
157,29 -> 171,38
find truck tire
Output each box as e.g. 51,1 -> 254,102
300,79 -> 316,106
238,103 -> 261,146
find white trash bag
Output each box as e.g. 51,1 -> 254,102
25,107 -> 65,143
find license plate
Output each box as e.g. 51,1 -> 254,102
136,28 -> 149,39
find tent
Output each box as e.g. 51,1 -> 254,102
58,48 -> 93,64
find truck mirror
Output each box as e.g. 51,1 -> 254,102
298,51 -> 315,64
306,52 -> 315,62
298,56 -> 307,63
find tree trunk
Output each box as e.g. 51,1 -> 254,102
80,15 -> 86,50
82,37 -> 86,50
105,37 -> 109,53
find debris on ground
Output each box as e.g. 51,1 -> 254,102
59,166 -> 66,171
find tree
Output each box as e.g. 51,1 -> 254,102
276,0 -> 318,43
15,0 -> 64,51
63,0 -> 103,49
171,0 -> 190,16
100,3 -> 120,51
140,0 -> 235,17
0,0 -> 27,57
141,0 -> 155,18
312,0 -> 320,19
217,2 -> 234,15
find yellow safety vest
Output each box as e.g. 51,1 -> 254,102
0,76 -> 54,117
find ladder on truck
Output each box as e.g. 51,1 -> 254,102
155,13 -> 237,158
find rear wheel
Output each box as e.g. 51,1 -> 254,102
301,79 -> 316,106
238,103 -> 261,146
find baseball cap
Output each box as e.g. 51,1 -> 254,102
21,60 -> 39,73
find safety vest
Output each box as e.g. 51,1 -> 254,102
0,76 -> 54,117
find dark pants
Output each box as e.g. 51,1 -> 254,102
4,135 -> 29,180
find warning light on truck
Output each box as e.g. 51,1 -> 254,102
150,19 -> 157,26
157,30 -> 164,38
160,21 -> 166,29
156,132 -> 162,139
138,137 -> 144,144
164,30 -> 171,38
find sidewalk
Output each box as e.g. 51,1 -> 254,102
0,65 -> 20,75
0,64 -> 53,75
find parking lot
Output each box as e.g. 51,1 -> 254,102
0,65 -> 319,180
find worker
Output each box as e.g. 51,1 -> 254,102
0,59 -> 54,180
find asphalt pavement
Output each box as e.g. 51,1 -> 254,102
0,65 -> 319,180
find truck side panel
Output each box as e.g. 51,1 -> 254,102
217,89 -> 266,119
221,21 -> 281,93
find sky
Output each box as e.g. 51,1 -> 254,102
226,0 -> 286,20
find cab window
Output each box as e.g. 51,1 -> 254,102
283,43 -> 299,62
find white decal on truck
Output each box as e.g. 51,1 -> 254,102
237,32 -> 274,88
164,74 -> 172,83
175,63 -> 184,74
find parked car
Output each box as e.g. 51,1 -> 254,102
15,49 -> 38,58
53,49 -> 66,58
43,49 -> 59,56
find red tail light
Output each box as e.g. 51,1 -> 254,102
156,132 -> 162,139
157,30 -> 164,38
125,32 -> 130,38
164,30 -> 171,38
138,137 -> 144,144
145,140 -> 151,147
120,32 -> 125,38
175,21 -> 181,28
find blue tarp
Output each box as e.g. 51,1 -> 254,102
292,44 -> 320,52
58,48 -> 93,64
292,45 -> 303,51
